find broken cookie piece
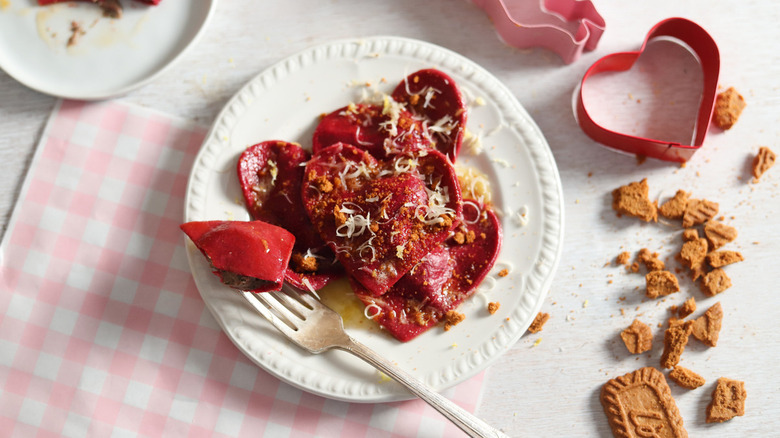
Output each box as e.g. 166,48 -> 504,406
660,320 -> 693,369
637,248 -> 665,272
669,366 -> 706,389
678,297 -> 697,319
612,179 -> 658,222
706,250 -> 744,268
712,87 -> 746,130
691,302 -> 723,347
707,378 -> 746,423
680,238 -> 708,280
682,228 -> 699,242
704,221 -> 737,251
659,190 -> 690,220
528,312 -> 549,333
682,199 -> 719,228
700,268 -> 732,296
645,270 -> 680,299
487,302 -> 500,315
752,146 -> 776,181
620,319 -> 653,354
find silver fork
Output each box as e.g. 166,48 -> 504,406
240,287 -> 510,438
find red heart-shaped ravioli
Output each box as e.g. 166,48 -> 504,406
302,143 -> 462,296
237,141 -> 343,290
312,103 -> 432,159
180,220 -> 294,293
392,69 -> 468,161
351,201 -> 502,341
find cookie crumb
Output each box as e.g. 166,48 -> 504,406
314,175 -> 333,193
443,310 -> 465,331
615,251 -> 631,266
291,253 -> 319,272
620,319 -> 653,354
488,302 -> 500,315
67,21 -> 86,48
528,312 -> 549,333
333,205 -> 347,226
453,232 -> 465,244
497,268 -> 509,277
707,377 -> 746,423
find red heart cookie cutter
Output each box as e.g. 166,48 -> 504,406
575,17 -> 720,162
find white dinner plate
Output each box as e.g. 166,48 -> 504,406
0,0 -> 216,99
183,36 -> 564,402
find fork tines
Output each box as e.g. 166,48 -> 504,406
241,288 -> 315,333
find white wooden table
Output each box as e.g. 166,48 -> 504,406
1,1 -> 778,435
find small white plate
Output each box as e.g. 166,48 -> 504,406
184,36 -> 564,402
0,0 -> 216,99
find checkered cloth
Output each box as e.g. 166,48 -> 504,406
0,100 -> 485,437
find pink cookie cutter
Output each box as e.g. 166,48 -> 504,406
472,0 -> 605,64
575,17 -> 720,162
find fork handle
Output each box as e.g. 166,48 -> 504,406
340,338 -> 511,438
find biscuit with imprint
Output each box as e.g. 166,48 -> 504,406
601,367 -> 688,438
703,221 -> 737,251
682,199 -> 718,228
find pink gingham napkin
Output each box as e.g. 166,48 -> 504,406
0,100 -> 486,437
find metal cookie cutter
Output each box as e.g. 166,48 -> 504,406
575,17 -> 720,163
472,0 -> 605,64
